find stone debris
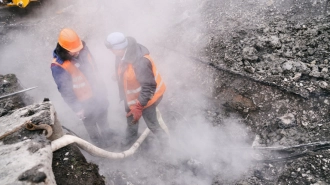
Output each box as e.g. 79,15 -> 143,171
2,0 -> 330,184
276,113 -> 296,129
0,73 -> 104,185
203,0 -> 330,184
0,102 -> 56,185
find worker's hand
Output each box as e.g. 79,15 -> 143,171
76,110 -> 86,121
126,101 -> 143,124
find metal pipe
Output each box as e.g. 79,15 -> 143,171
0,86 -> 38,100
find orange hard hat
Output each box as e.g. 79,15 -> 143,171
58,28 -> 83,52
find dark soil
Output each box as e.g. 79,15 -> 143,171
52,144 -> 105,185
200,0 -> 330,184
0,74 -> 33,116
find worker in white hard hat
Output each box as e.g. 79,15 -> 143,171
105,32 -> 169,149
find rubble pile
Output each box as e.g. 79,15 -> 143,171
0,101 -> 56,185
200,0 -> 330,184
205,0 -> 330,99
203,65 -> 330,184
3,0 -> 330,184
0,74 -> 105,185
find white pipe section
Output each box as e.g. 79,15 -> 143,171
51,108 -> 170,159
156,107 -> 170,135
51,128 -> 150,159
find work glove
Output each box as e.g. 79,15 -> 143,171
126,101 -> 143,124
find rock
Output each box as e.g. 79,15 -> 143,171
309,66 -> 321,78
269,35 -> 282,49
243,47 -> 259,62
292,73 -> 302,81
321,67 -> 328,75
296,62 -> 309,73
244,66 -> 256,74
0,102 -> 56,185
307,48 -> 315,55
283,50 -> 293,58
312,181 -> 328,185
311,60 -> 317,66
318,81 -> 328,89
277,113 -> 296,129
291,172 -> 298,178
228,94 -> 257,113
282,61 -> 293,71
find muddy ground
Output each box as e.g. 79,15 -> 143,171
2,0 -> 330,184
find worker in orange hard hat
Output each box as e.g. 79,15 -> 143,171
105,32 -> 169,150
51,28 -> 112,148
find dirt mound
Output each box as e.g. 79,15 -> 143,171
205,0 -> 330,99
202,0 -> 330,184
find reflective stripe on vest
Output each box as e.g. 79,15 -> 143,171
127,99 -> 138,106
52,59 -> 93,101
119,54 -> 166,109
127,87 -> 141,95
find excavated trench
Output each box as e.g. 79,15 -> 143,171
2,0 -> 330,184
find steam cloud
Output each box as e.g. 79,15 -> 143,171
0,0 -> 291,184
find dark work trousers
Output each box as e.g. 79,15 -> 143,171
124,98 -> 169,148
82,108 -> 112,147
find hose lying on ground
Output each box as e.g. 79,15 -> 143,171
51,128 -> 150,159
51,108 -> 169,159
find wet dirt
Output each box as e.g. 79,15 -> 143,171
52,144 -> 105,185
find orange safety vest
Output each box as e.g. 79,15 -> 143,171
52,57 -> 94,102
119,55 -> 166,109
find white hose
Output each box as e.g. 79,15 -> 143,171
51,108 -> 169,159
156,107 -> 170,135
51,128 -> 150,159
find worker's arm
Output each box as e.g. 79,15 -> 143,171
51,65 -> 82,112
134,57 -> 157,106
